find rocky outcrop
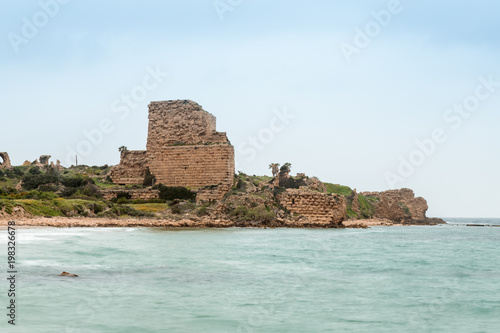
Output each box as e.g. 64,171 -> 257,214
0,152 -> 12,169
361,188 -> 430,223
59,272 -> 79,277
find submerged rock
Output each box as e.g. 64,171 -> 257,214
59,272 -> 79,278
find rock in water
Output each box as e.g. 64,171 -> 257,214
59,272 -> 79,277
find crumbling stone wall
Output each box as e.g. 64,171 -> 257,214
196,182 -> 233,205
0,152 -> 12,169
39,155 -> 51,166
278,189 -> 346,225
101,188 -> 160,201
110,151 -> 148,185
146,100 -> 234,187
111,100 -> 235,192
147,100 -> 229,146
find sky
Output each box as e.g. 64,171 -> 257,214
1,0 -> 499,218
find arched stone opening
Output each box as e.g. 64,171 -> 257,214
0,152 -> 12,169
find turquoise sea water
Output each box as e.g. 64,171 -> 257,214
1,218 -> 499,332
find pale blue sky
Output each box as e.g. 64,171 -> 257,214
1,0 -> 499,217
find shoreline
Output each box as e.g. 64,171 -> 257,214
0,217 -> 444,229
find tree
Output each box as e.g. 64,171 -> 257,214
118,146 -> 128,153
269,163 -> 280,178
281,162 -> 292,173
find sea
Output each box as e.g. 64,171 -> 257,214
1,218 -> 499,333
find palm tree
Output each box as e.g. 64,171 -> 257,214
282,162 -> 292,173
269,163 -> 280,178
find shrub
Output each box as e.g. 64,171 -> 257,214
0,200 -> 14,214
22,172 -> 60,191
197,205 -> 209,216
116,192 -> 132,200
5,167 -> 25,179
81,184 -> 102,198
60,187 -> 77,197
143,169 -> 156,187
22,191 -> 58,200
116,197 -> 129,205
170,205 -> 181,214
89,202 -> 106,214
231,205 -> 276,222
154,184 -> 195,202
39,184 -> 59,192
12,167 -> 25,177
248,206 -> 275,222
62,174 -> 84,188
28,167 -> 42,175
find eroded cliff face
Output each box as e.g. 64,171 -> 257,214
360,189 -> 429,223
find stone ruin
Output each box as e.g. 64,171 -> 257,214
0,152 -> 12,170
111,100 -> 235,200
278,189 -> 347,225
0,153 -> 63,172
28,155 -> 64,171
39,155 -> 51,165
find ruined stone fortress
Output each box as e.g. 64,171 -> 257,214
110,100 -> 235,199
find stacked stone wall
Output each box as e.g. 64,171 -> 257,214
278,189 -> 346,225
148,145 -> 234,187
147,100 -> 229,147
196,182 -> 233,205
110,151 -> 148,185
101,188 -> 160,201
110,100 -> 235,194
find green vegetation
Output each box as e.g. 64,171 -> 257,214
196,204 -> 210,216
230,205 -> 276,222
0,160 -> 395,224
324,183 -> 353,196
127,203 -> 168,213
143,168 -> 156,187
154,184 -> 196,202
399,202 -> 412,217
0,198 -> 114,217
358,194 -> 376,218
